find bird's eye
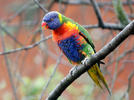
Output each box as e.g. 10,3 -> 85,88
47,18 -> 54,22
50,18 -> 54,21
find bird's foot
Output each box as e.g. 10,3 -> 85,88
100,61 -> 105,64
81,57 -> 89,65
69,66 -> 77,76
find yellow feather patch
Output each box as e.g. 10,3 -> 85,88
66,21 -> 78,30
91,51 -> 95,54
58,13 -> 62,23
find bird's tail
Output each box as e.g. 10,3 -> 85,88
87,64 -> 111,95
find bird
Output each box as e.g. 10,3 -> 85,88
41,11 -> 111,95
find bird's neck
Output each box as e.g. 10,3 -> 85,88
53,23 -> 69,35
52,23 -> 78,42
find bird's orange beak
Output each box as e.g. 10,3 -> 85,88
42,22 -> 49,30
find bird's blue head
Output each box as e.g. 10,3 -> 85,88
42,11 -> 63,30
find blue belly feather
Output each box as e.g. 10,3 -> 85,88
58,35 -> 85,62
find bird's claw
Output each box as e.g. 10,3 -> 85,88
69,66 -> 77,76
81,57 -> 89,65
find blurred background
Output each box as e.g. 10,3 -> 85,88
0,0 -> 134,100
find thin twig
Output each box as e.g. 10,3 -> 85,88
59,1 -> 134,6
39,53 -> 63,100
0,23 -> 23,46
34,0 -> 48,13
89,0 -> 104,26
123,60 -> 134,63
87,0 -> 126,30
116,47 -> 134,76
0,35 -> 52,55
120,71 -> 134,100
0,34 -> 18,100
7,2 -> 33,22
83,23 -> 124,30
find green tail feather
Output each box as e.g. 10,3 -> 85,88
87,64 -> 112,95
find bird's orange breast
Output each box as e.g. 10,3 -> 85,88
52,22 -> 79,42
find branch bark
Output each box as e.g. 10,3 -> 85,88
46,20 -> 134,100
89,0 -> 104,27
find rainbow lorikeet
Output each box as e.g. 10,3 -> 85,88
42,11 -> 111,94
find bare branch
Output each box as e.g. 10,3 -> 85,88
0,35 -> 52,55
89,0 -> 104,27
83,23 -> 124,30
83,0 -> 124,30
46,20 -> 134,100
33,0 -> 48,13
120,71 -> 134,100
0,34 -> 18,100
0,23 -> 23,46
39,53 -> 63,100
59,1 -> 134,6
7,1 -> 33,22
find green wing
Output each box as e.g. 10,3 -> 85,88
77,24 -> 95,49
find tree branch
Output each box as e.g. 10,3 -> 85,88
39,53 -> 63,100
0,23 -> 23,46
89,0 -> 104,27
46,20 -> 134,100
85,0 -> 125,30
120,71 -> 134,100
83,23 -> 124,30
58,0 -> 134,6
0,35 -> 52,55
0,34 -> 18,100
33,0 -> 48,13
